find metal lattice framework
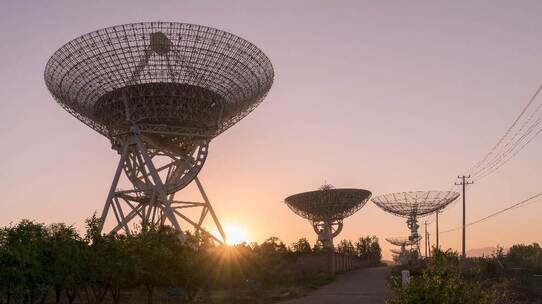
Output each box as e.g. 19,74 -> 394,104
372,191 -> 459,254
387,236 -> 420,265
44,22 -> 274,243
371,191 -> 460,218
285,185 -> 372,250
45,22 -> 274,146
390,248 -> 402,255
386,237 -> 419,247
285,187 -> 372,222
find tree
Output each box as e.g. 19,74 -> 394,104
84,216 -> 112,304
0,226 -> 19,304
0,220 -> 50,304
336,239 -> 356,255
291,238 -> 312,255
129,225 -> 184,304
46,223 -> 86,304
355,236 -> 382,262
312,241 -> 325,254
251,237 -> 292,285
258,237 -> 288,254
185,230 -> 217,251
104,234 -> 135,304
506,243 -> 542,272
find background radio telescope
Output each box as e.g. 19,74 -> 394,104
386,237 -> 419,265
372,191 -> 459,253
284,185 -> 372,250
386,236 -> 419,247
44,22 -> 274,243
390,248 -> 402,255
390,249 -> 401,255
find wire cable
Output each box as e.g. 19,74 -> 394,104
440,191 -> 542,234
473,115 -> 542,181
466,84 -> 542,176
468,85 -> 542,181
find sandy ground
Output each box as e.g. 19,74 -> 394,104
282,266 -> 392,304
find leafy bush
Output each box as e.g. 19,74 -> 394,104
507,243 -> 542,273
387,250 -> 509,304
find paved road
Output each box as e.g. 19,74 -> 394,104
282,266 -> 392,304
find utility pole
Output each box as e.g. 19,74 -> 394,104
455,175 -> 473,259
427,232 -> 431,257
435,210 -> 439,250
424,221 -> 428,257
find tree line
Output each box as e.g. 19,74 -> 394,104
0,217 -> 381,304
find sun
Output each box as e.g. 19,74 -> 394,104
223,223 -> 249,245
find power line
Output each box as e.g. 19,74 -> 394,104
467,84 -> 542,181
437,84 -> 542,226
440,191 -> 542,234
467,84 -> 542,176
473,119 -> 542,181
439,84 -> 542,214
435,84 -> 542,252
440,183 -> 462,211
472,114 -> 542,180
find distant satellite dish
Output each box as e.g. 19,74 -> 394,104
386,236 -> 419,247
285,186 -> 372,250
390,248 -> 402,255
372,191 -> 459,253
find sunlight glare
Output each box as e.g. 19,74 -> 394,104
223,223 -> 249,245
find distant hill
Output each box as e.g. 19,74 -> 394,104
467,246 -> 508,257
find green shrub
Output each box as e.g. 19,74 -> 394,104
506,243 -> 542,274
387,250 -> 508,304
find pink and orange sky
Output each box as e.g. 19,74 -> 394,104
1,1 -> 542,259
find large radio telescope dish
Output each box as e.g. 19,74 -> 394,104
285,187 -> 372,222
45,22 -> 274,149
44,22 -> 274,243
390,249 -> 402,255
371,191 -> 459,218
285,185 -> 371,250
372,191 -> 459,254
386,237 -> 419,247
387,238 -> 419,265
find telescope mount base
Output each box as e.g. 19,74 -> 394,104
98,133 -> 226,244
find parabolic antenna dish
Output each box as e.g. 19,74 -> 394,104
386,237 -> 419,247
390,249 -> 402,255
44,22 -> 274,242
371,191 -> 459,218
44,22 -> 274,150
285,187 -> 372,222
285,185 -> 372,251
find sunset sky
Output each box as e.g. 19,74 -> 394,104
1,1 -> 542,259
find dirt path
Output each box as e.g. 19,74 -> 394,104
282,266 -> 392,304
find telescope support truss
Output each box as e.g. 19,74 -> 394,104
98,132 -> 226,244
313,220 -> 343,250
406,215 -> 421,255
